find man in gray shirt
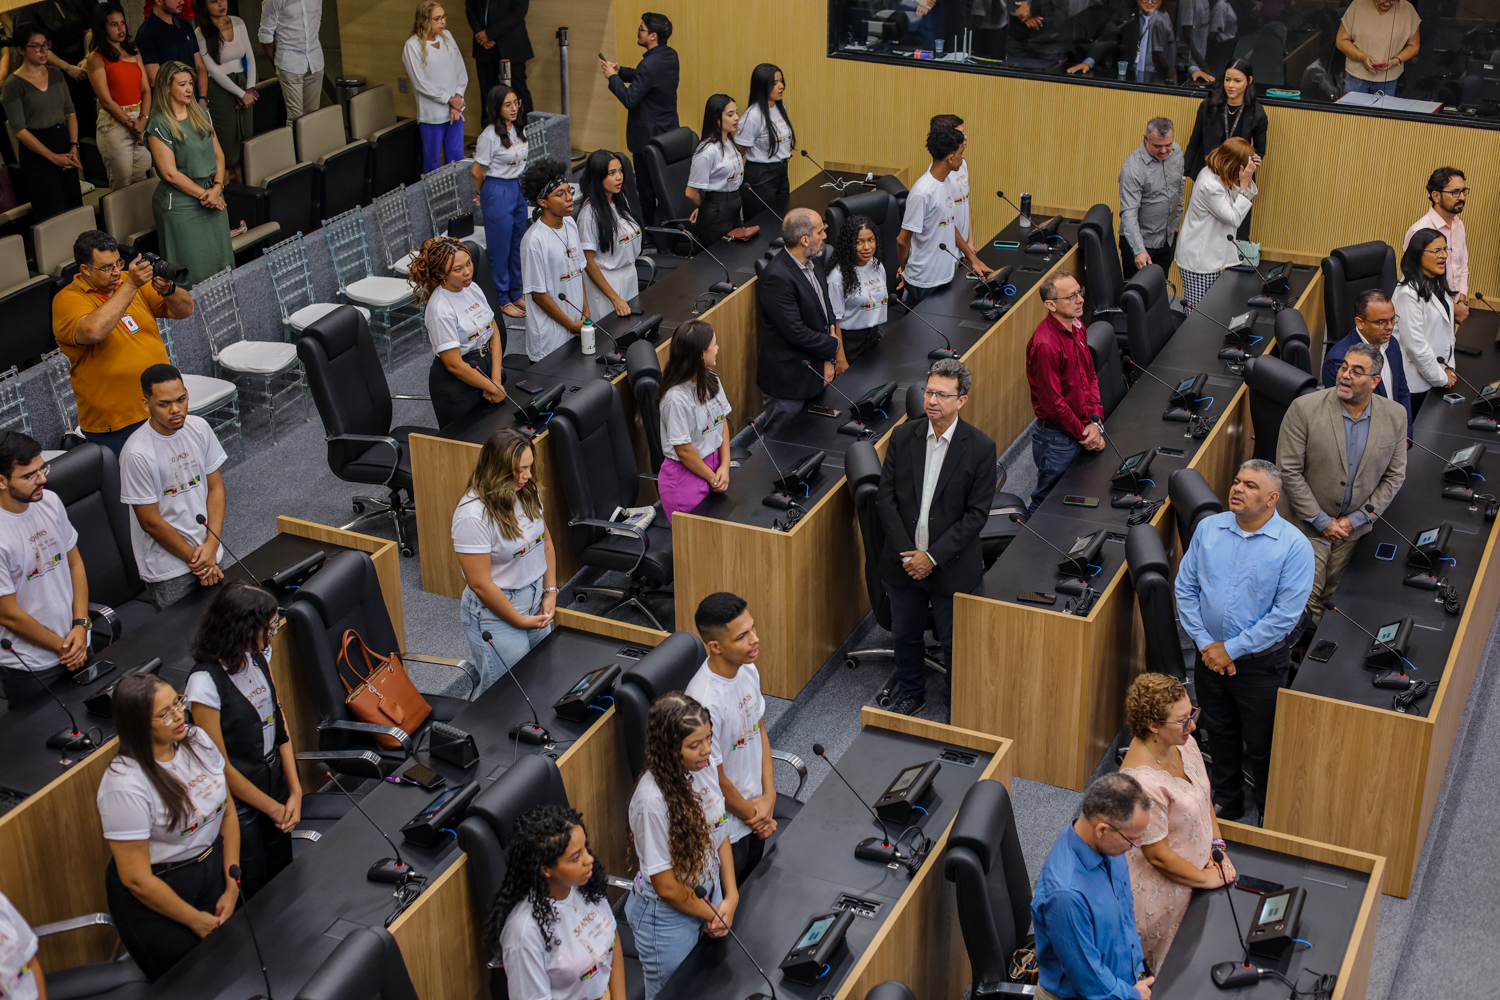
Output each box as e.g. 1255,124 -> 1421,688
1118,117 -> 1185,278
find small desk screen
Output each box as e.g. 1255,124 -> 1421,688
1416,528 -> 1440,547
1230,311 -> 1252,328
1066,532 -> 1099,558
796,916 -> 836,951
568,667 -> 605,695
1120,453 -> 1142,471
1452,445 -> 1477,465
1175,376 -> 1196,393
888,764 -> 924,795
1376,623 -> 1401,644
1260,893 -> 1289,923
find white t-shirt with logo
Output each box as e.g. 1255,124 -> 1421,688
0,491 -> 78,669
426,282 -> 496,357
827,258 -> 889,330
953,159 -> 971,242
520,217 -> 588,361
684,660 -> 767,844
736,103 -> 792,164
576,200 -> 643,272
118,417 -> 228,583
475,125 -> 528,180
687,140 -> 744,193
658,381 -> 732,463
451,490 -> 547,590
184,652 -> 277,758
901,167 -> 963,289
628,764 -> 728,880
500,887 -> 617,1000
0,893 -> 39,1000
97,728 -> 229,864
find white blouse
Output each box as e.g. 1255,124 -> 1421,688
1175,168 -> 1257,274
687,140 -> 744,193
1392,282 -> 1456,394
735,102 -> 792,164
401,31 -> 469,125
197,18 -> 257,99
827,259 -> 889,330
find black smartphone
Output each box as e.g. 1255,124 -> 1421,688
808,404 -> 840,418
401,763 -> 446,790
1017,590 -> 1057,605
1063,495 -> 1100,508
598,52 -> 606,61
70,659 -> 116,685
1374,541 -> 1397,562
1234,874 -> 1285,895
1307,640 -> 1338,663
1158,446 -> 1186,458
515,380 -> 544,394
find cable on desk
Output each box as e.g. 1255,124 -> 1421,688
773,502 -> 808,533
1127,499 -> 1165,525
1196,395 -> 1215,411
1436,578 -> 1463,616
1393,679 -> 1432,714
1187,413 -> 1218,439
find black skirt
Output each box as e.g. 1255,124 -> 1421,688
430,344 -> 502,428
19,122 -> 82,223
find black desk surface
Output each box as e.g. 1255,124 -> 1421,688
146,625 -> 642,999
660,727 -> 994,1000
979,262 -> 1317,608
0,533 -> 345,809
1155,843 -> 1369,999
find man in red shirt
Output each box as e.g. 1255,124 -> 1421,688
1026,270 -> 1104,512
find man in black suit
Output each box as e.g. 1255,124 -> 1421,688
752,208 -> 842,438
601,12 -> 679,225
876,359 -> 996,716
466,0 -> 534,121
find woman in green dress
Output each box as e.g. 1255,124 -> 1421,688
145,59 -> 234,286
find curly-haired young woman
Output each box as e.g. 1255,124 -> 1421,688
826,213 -> 888,364
409,236 -> 506,428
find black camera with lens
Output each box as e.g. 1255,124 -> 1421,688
139,252 -> 188,284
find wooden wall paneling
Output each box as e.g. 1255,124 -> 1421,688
410,432 -> 481,599
557,707 -> 632,880
0,743 -> 120,970
696,283 -> 762,430
389,853 -> 485,1000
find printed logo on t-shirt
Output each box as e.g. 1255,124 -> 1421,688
160,473 -> 202,497
698,410 -> 727,437
728,718 -> 761,751
510,529 -> 544,560
177,793 -> 228,837
559,244 -> 585,284
693,779 -> 729,831
859,272 -> 888,310
22,527 -> 64,582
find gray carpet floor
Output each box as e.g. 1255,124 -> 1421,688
223,355 -> 1495,998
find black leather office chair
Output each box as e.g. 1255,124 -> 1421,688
614,153 -> 680,282
1167,468 -> 1222,549
626,339 -> 665,477
1274,308 -> 1313,374
1126,524 -> 1186,679
1086,320 -> 1129,418
874,173 -> 908,212
550,379 -> 674,630
1121,264 -> 1179,367
29,914 -> 146,1000
295,105 -> 372,222
285,550 -> 475,777
640,127 -> 697,231
1322,242 -> 1396,354
864,984 -> 916,1000
226,127 -> 320,240
944,779 -> 1033,998
826,190 -> 902,292
46,443 -> 157,643
348,84 -> 422,199
614,630 -> 807,801
1243,355 -> 1318,462
294,926 -> 418,1000
1078,204 -> 1127,337
296,306 -> 435,557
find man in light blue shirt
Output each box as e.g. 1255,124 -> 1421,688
1175,458 -> 1314,822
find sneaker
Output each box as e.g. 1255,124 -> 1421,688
888,693 -> 926,717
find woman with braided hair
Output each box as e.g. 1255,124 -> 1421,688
490,804 -> 625,1000
826,214 -> 888,364
625,692 -> 736,999
408,236 -> 506,428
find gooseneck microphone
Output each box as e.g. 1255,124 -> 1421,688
742,183 -> 782,224
1224,235 -> 1283,305
995,190 -> 1029,228
890,297 -> 958,360
2,638 -> 93,752
1005,513 -> 1096,606
1320,599 -> 1417,679
1209,845 -> 1262,989
193,514 -> 258,586
1406,434 -> 1480,502
1435,354 -> 1498,429
800,361 -> 874,438
799,148 -> 865,191
1093,420 -> 1147,507
811,743 -> 900,864
227,863 -> 275,1000
482,631 -> 551,744
692,885 -> 778,1000
322,769 -> 419,883
937,242 -> 1002,302
645,225 -> 736,293
1125,358 -> 1206,419
1361,503 -> 1440,588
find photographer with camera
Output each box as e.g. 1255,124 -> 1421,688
53,230 -> 195,455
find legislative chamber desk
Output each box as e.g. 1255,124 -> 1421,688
1266,313 -> 1500,897
952,258 -> 1324,790
0,517 -> 401,974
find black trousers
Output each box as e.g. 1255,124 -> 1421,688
731,833 -> 765,884
888,576 -> 954,700
631,148 -> 659,226
742,159 -> 789,221
902,279 -> 951,307
430,349 -> 501,428
1409,389 -> 1429,418
19,123 -> 82,224
842,323 -> 883,365
1120,235 -> 1176,280
1195,646 -> 1289,818
476,56 -> 532,124
236,756 -> 293,898
106,839 -> 225,982
695,191 -> 742,247
0,663 -> 65,704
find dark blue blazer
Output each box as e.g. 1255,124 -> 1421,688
1322,330 -> 1413,435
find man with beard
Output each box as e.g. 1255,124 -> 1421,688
1404,167 -> 1469,324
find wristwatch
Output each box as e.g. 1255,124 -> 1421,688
71,618 -> 90,629
542,587 -> 559,594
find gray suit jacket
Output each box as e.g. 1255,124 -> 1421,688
1276,388 -> 1407,541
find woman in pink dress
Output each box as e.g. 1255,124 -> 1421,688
1121,673 -> 1238,970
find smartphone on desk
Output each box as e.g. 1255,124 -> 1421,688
515,380 -> 545,394
1306,640 -> 1338,663
1374,542 -> 1397,562
808,404 -> 840,418
1063,495 -> 1100,508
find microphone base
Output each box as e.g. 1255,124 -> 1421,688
1246,295 -> 1282,310
1055,577 -> 1090,596
368,858 -> 418,884
838,420 -> 872,438
1442,485 -> 1476,502
855,836 -> 901,864
1211,961 -> 1262,989
596,352 -> 625,366
708,281 -> 735,294
1403,570 -> 1440,590
1467,416 -> 1498,431
511,723 -> 552,745
1112,492 -> 1147,509
46,728 -> 94,752
1217,347 -> 1249,363
1163,406 -> 1195,422
927,348 -> 960,360
1373,670 -> 1415,690
763,491 -> 796,510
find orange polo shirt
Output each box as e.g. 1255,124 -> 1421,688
52,274 -> 171,434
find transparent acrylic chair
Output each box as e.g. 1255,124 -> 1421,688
264,232 -> 371,343
322,208 -> 420,364
157,318 -> 244,462
195,268 -> 306,444
374,185 -> 420,277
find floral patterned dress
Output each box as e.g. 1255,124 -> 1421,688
1123,737 -> 1215,969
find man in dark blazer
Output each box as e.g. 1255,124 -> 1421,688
601,12 -> 679,224
1321,289 -> 1413,435
876,359 -> 997,716
466,0 -> 534,121
753,208 -> 841,438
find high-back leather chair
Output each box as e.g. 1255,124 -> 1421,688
1322,242 -> 1396,351
549,380 -> 674,629
1243,354 -> 1318,461
100,179 -> 159,252
1121,264 -> 1178,367
626,339 -> 665,475
295,105 -> 372,220
294,926 -> 419,1000
864,984 -> 917,1000
1168,468 -> 1222,549
33,205 -> 96,279
1086,319 -> 1128,419
1078,204 -> 1126,336
639,127 -> 698,227
295,306 -> 434,555
944,779 -> 1033,997
1274,308 -> 1313,374
0,233 -> 55,367
826,190 -> 902,292
1126,524 -> 1185,679
347,85 -> 421,197
229,126 -> 320,237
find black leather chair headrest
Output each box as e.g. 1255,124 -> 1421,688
297,926 -> 418,1000
946,779 -> 1014,874
905,382 -> 926,421
465,754 -> 568,845
1332,240 -> 1394,280
1274,308 -> 1310,346
647,126 -> 697,165
622,631 -> 706,702
291,549 -> 371,629
1085,319 -> 1119,367
300,304 -> 363,359
874,174 -> 908,199
554,379 -> 616,438
1125,523 -> 1170,584
845,440 -> 882,489
830,190 -> 893,226
864,983 -> 917,1000
1079,203 -> 1112,237
626,338 -> 661,380
1244,354 -> 1317,404
1124,262 -> 1166,306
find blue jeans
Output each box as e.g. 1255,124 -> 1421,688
481,176 -> 526,303
1029,422 -> 1082,513
625,873 -> 721,1000
1345,75 -> 1397,97
420,120 -> 465,173
461,582 -> 551,695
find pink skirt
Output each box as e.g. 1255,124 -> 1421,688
659,450 -> 720,523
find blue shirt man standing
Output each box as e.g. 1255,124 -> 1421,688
1033,773 -> 1155,1000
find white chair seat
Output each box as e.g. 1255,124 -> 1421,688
41,449 -> 66,461
289,302 -> 372,331
183,373 -> 237,411
390,250 -> 418,277
449,225 -> 486,250
345,276 -> 413,308
219,340 -> 299,375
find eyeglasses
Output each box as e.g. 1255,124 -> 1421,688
1359,316 -> 1397,329
923,388 -> 962,400
1107,823 -> 1144,849
266,616 -> 282,639
1046,290 -> 1086,302
1426,246 -> 1451,256
25,42 -> 51,52
13,463 -> 49,484
1337,362 -> 1375,379
1167,707 -> 1201,729
1441,187 -> 1470,198
155,696 -> 188,726
82,261 -> 125,275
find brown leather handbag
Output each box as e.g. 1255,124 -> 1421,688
337,630 -> 431,749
